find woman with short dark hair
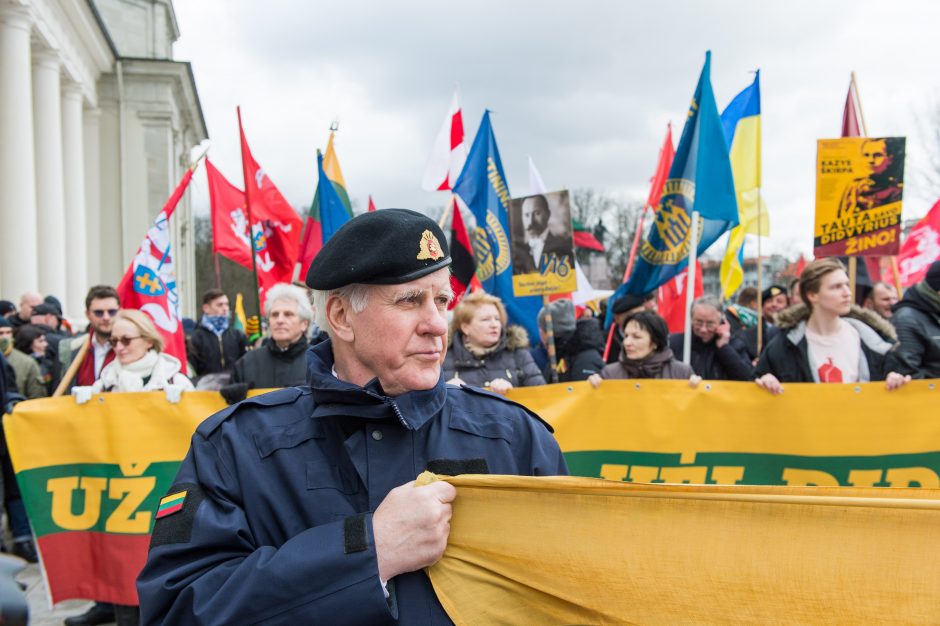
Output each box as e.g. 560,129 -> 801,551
589,311 -> 700,386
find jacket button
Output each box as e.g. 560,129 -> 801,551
372,430 -> 383,441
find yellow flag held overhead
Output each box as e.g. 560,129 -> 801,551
233,292 -> 247,332
719,72 -> 770,299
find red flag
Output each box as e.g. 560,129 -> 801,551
116,167 -> 194,374
238,108 -> 303,307
657,264 -> 703,334
448,198 -> 476,309
885,198 -> 940,287
422,90 -> 467,191
646,122 -> 675,210
795,253 -> 807,277
842,81 -> 861,138
368,195 -> 376,212
207,158 -> 252,268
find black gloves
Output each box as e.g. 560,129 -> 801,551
220,382 -> 251,405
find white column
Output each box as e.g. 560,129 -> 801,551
0,7 -> 38,297
32,51 -> 67,301
83,106 -> 101,288
62,85 -> 87,317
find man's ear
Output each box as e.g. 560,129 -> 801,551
326,295 -> 355,342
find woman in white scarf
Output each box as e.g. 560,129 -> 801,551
81,309 -> 193,397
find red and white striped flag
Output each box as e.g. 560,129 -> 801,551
422,90 -> 467,191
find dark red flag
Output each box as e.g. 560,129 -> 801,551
448,198 -> 476,309
842,81 -> 861,138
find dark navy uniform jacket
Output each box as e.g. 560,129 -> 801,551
137,338 -> 567,625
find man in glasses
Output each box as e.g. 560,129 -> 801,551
668,295 -> 753,381
57,285 -> 121,393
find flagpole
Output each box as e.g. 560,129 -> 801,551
214,253 -> 222,290
543,295 -> 559,384
682,211 -> 700,365
237,106 -> 264,320
439,195 -> 455,230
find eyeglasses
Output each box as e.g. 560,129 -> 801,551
691,320 -> 719,329
109,335 -> 142,348
91,309 -> 119,319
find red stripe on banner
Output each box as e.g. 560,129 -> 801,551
155,502 -> 184,519
38,532 -> 151,605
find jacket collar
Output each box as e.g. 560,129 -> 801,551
305,337 -> 446,430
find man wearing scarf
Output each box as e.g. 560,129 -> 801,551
187,289 -> 248,378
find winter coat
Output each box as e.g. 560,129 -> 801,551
599,348 -> 694,381
550,318 -> 606,382
668,332 -> 753,381
188,325 -> 249,377
5,349 -> 46,399
232,335 -> 310,389
888,283 -> 940,378
754,304 -> 898,383
137,337 -> 567,625
443,326 -> 545,388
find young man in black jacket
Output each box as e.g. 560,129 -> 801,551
187,289 -> 248,378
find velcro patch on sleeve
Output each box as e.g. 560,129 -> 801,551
343,513 -> 369,554
150,483 -> 205,548
427,458 -> 490,476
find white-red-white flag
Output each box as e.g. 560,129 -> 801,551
887,198 -> 940,288
422,90 -> 467,191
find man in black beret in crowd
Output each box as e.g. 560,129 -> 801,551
138,209 -> 567,625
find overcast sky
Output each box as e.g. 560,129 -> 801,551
174,1 -> 940,259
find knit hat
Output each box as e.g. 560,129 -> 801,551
538,299 -> 576,338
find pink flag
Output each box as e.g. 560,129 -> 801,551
367,195 -> 376,212
422,90 -> 467,191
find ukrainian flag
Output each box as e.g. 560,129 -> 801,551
719,72 -> 769,299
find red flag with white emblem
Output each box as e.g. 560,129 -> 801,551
422,90 -> 467,191
885,198 -> 940,287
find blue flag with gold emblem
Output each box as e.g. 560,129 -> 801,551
608,51 -> 738,325
453,111 -> 542,342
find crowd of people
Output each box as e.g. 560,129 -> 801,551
0,229 -> 938,624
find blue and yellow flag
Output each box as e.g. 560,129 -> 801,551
453,111 -> 541,341
316,149 -> 350,245
607,52 -> 738,324
719,72 -> 769,299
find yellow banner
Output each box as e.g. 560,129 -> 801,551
425,473 -> 940,625
814,136 -> 905,257
509,379 -> 940,487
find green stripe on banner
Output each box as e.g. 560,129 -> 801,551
564,450 -> 940,487
17,461 -> 182,538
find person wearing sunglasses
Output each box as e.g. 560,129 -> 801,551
57,285 -> 122,394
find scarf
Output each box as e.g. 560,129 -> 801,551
0,337 -> 10,357
462,333 -> 506,360
916,280 -> 940,312
94,350 -> 180,392
201,315 -> 229,336
618,347 -> 676,379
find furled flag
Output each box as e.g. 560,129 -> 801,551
719,71 -> 770,299
448,197 -> 478,309
842,78 -> 862,138
885,198 -> 940,287
314,149 -> 350,245
233,292 -> 248,333
298,131 -> 354,278
367,195 -> 376,212
116,165 -> 195,373
453,111 -> 541,341
238,108 -> 303,308
606,52 -> 738,328
658,265 -> 703,334
423,89 -> 468,191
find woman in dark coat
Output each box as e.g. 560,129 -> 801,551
588,311 -> 700,386
443,292 -> 545,394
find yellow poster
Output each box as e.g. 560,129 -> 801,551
509,190 -> 577,296
814,136 -> 905,257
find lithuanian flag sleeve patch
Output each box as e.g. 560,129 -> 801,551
156,491 -> 187,519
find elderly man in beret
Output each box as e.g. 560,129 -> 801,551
138,209 -> 567,625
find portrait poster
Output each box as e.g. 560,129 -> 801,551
509,190 -> 577,297
814,137 -> 905,257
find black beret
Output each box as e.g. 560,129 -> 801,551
761,285 -> 787,301
31,303 -> 58,316
306,209 -> 452,290
612,293 -> 646,315
0,316 -> 10,328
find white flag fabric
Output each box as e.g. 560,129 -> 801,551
527,155 -> 548,195
421,90 -> 467,191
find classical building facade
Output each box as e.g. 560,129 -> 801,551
0,0 -> 206,317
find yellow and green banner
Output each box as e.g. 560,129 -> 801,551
5,380 -> 938,604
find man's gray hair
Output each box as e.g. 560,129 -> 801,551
265,283 -> 315,323
691,294 -> 724,315
311,284 -> 371,337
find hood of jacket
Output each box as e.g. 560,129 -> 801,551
894,283 -> 940,320
556,318 -> 605,357
775,303 -> 897,354
304,336 -> 446,431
